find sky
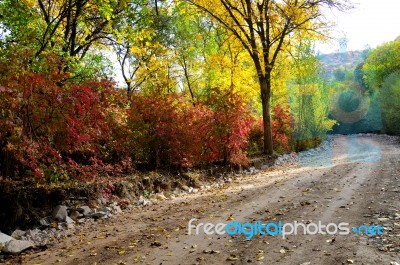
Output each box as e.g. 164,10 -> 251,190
316,0 -> 400,54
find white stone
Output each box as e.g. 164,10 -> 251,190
3,239 -> 34,254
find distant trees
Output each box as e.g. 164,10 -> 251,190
380,72 -> 400,135
361,39 -> 400,135
326,39 -> 400,136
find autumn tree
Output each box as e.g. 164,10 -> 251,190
0,0 -> 147,81
112,0 -> 173,95
187,0 -> 350,154
170,4 -> 259,105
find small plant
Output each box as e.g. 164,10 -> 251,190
143,190 -> 150,199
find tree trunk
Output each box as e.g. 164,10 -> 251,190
259,74 -> 273,155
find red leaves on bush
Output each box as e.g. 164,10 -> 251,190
249,104 -> 292,153
0,53 -> 255,182
0,56 -> 129,182
128,88 -> 253,168
203,88 -> 254,166
271,104 -> 292,152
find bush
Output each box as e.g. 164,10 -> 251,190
128,92 -> 212,167
128,88 -> 253,168
0,54 -> 131,183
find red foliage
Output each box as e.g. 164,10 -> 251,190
203,88 -> 254,165
249,104 -> 292,153
128,88 -> 253,168
128,92 -> 211,167
0,54 -> 131,182
0,52 -> 255,183
271,104 -> 292,152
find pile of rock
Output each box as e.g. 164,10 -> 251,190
296,137 -> 333,167
274,152 -> 298,166
50,204 -> 122,224
137,192 -> 173,206
0,202 -> 124,256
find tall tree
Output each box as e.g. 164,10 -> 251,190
187,0 -> 350,154
0,0 -> 137,61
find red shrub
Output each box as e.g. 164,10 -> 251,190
249,104 -> 292,154
0,51 -> 255,183
128,92 -> 210,167
127,88 -> 253,168
271,104 -> 292,152
0,54 -> 131,182
203,88 -> 254,165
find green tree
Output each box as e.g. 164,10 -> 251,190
363,39 -> 400,89
381,72 -> 400,135
289,40 -> 335,150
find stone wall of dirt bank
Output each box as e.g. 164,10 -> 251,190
0,171 -> 213,232
0,184 -> 100,232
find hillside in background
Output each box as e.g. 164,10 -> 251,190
318,50 -> 365,76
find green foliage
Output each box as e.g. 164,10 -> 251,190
363,39 -> 400,88
358,39 -> 400,135
288,41 -> 336,151
381,72 -> 400,135
333,67 -> 346,81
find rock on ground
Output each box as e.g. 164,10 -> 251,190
0,232 -> 13,247
77,206 -> 92,217
52,205 -> 67,222
3,239 -> 34,254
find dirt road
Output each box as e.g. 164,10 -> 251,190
25,135 -> 400,265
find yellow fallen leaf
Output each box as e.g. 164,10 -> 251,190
226,215 -> 234,221
118,250 -> 126,255
227,255 -> 239,261
256,250 -> 265,260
